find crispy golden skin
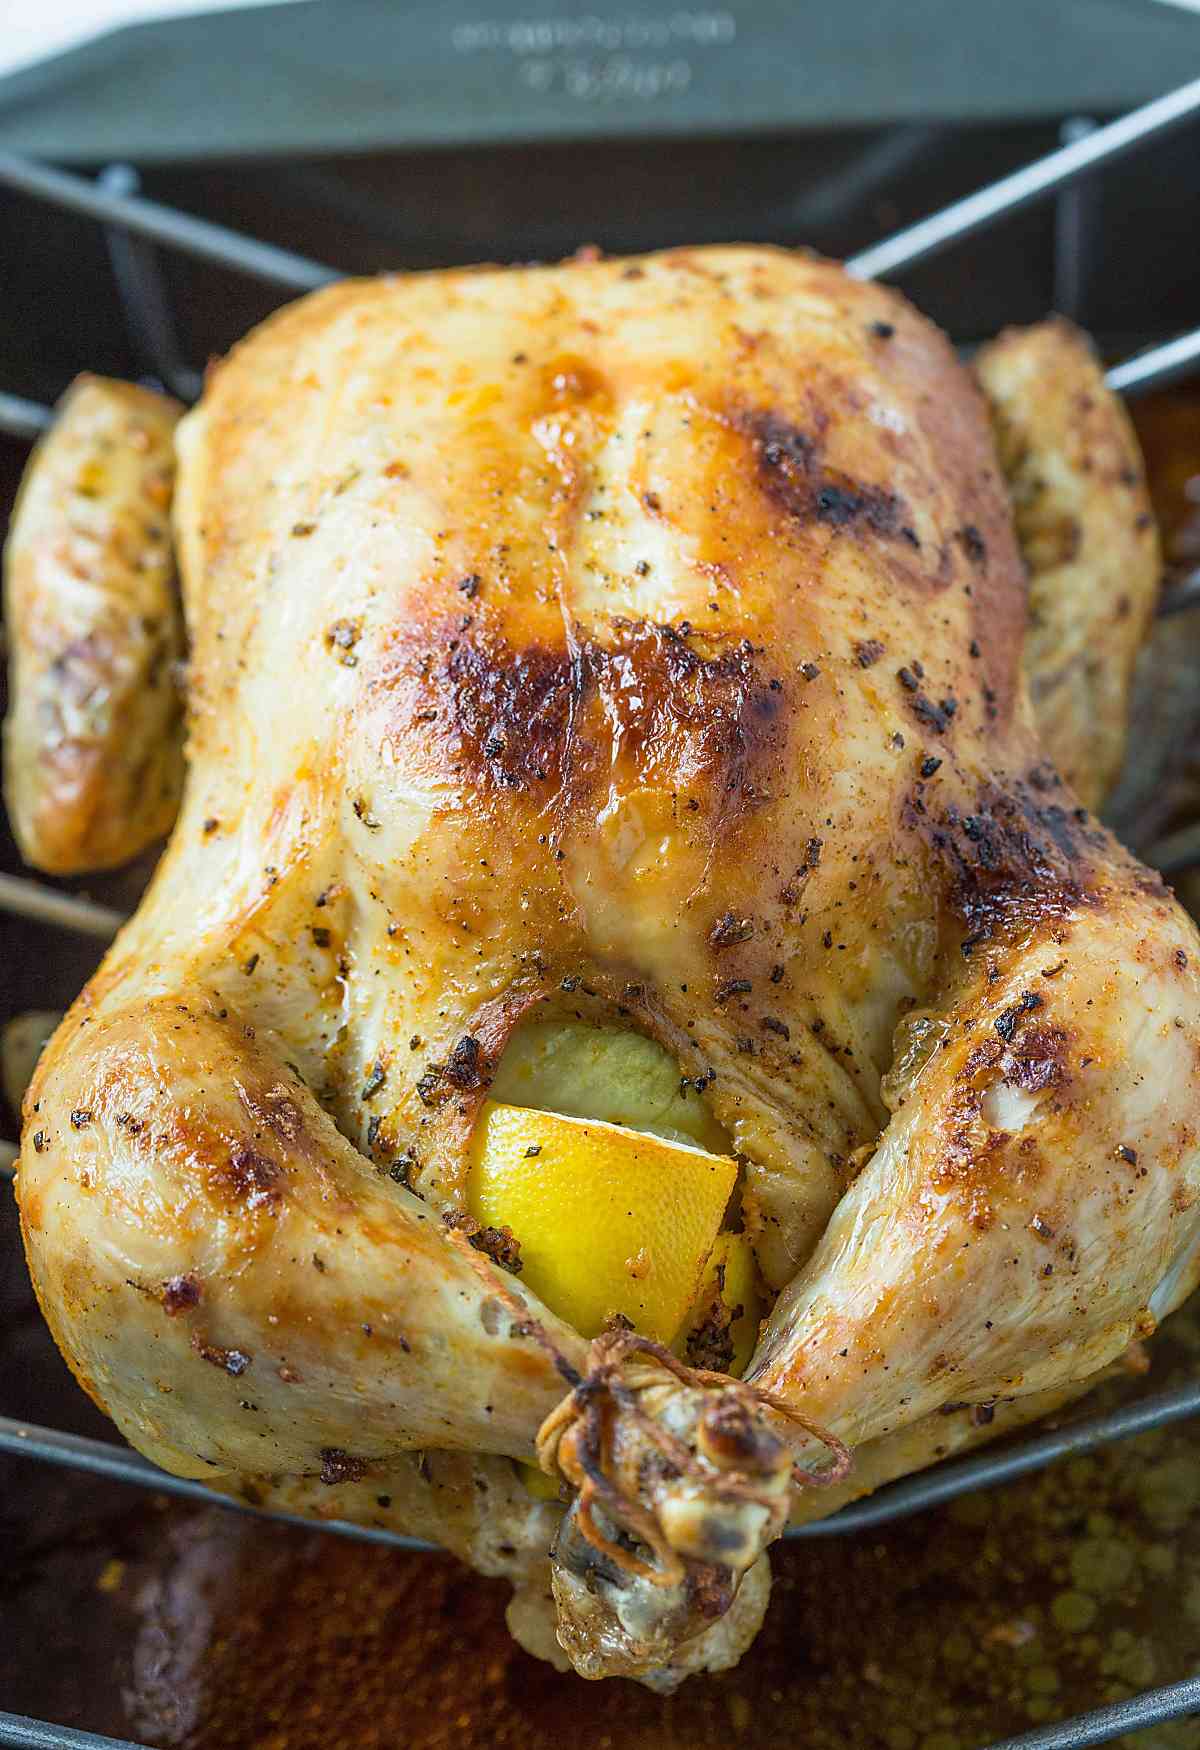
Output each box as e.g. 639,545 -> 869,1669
2,376 -> 184,872
15,250 -> 1200,1684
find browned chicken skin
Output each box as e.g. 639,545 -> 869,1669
7,247 -> 1195,1687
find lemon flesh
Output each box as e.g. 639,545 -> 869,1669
467,1101 -> 737,1342
489,1019 -> 729,1153
684,1231 -> 765,1377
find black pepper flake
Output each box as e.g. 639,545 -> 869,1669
291,521 -> 317,538
202,817 -> 220,835
32,1131 -> 47,1153
958,525 -> 987,565
769,964 -> 785,984
366,1114 -> 385,1152
525,1144 -> 541,1158
242,953 -> 259,976
855,638 -> 885,668
869,320 -> 895,339
311,926 -> 332,949
634,559 -> 650,576
800,661 -> 821,681
457,573 -> 481,598
761,1016 -> 791,1040
822,930 -> 833,949
715,978 -> 753,1004
920,756 -> 942,778
352,798 -> 381,830
970,1403 -> 995,1427
995,991 -> 1043,1041
710,912 -> 755,948
361,1062 -> 388,1101
897,666 -> 919,692
70,1109 -> 92,1130
1116,1145 -> 1138,1166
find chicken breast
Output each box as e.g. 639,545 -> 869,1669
12,247 -> 1198,1686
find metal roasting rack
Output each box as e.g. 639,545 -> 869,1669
1,73 -> 1200,1750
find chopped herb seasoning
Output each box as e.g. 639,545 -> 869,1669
710,912 -> 755,948
361,1062 -> 387,1101
443,1211 -> 523,1274
715,978 -> 753,1004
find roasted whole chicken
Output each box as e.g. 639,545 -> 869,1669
6,247 -> 1198,1688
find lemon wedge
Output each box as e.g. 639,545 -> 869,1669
683,1231 -> 764,1377
489,1019 -> 729,1153
467,1101 -> 737,1342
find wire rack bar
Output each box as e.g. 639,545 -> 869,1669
1,1379 -> 1197,1556
1161,568 -> 1200,619
0,874 -> 124,941
0,154 -> 337,292
847,74 -> 1200,280
991,1674 -> 1200,1749
794,1378 -> 1200,1536
0,393 -> 52,442
0,1719 -> 144,1750
1107,326 -> 1200,397
0,1415 -> 433,1551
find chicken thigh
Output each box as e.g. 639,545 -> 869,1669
11,247 -> 1198,1687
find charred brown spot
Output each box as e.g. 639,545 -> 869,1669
319,1448 -> 368,1486
1006,1026 -> 1069,1094
162,1273 -> 202,1315
910,776 -> 1107,955
224,1146 -> 283,1211
697,1395 -> 787,1475
738,408 -> 910,541
378,618 -> 785,826
239,1084 -> 304,1144
994,991 -> 1043,1043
